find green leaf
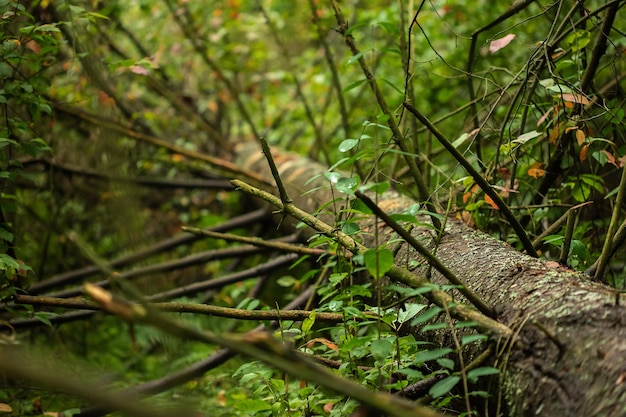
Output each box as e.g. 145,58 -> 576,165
358,181 -> 390,194
34,312 -> 52,326
377,21 -> 399,36
370,338 -> 394,362
346,50 -> 365,65
451,132 -> 470,148
437,358 -> 455,370
467,366 -> 500,383
342,78 -> 368,93
422,322 -> 447,331
338,139 -> 359,152
397,303 -> 426,324
302,310 -> 316,334
563,30 -> 591,52
513,130 -> 542,144
350,199 -> 373,214
411,306 -> 442,325
86,12 -> 110,21
381,78 -> 404,95
461,334 -> 488,346
363,248 -> 394,278
34,23 -> 61,33
0,62 -> 12,79
235,399 -> 273,412
329,272 -> 348,286
324,171 -> 340,184
336,176 -> 359,195
415,348 -> 453,363
0,227 -> 13,243
0,253 -> 20,270
454,321 -> 478,329
429,375 -> 460,398
277,275 -> 297,287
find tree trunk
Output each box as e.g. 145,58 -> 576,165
236,143 -> 626,417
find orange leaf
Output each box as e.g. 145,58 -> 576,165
527,162 -> 545,179
462,184 -> 479,204
97,91 -> 115,107
549,126 -> 560,144
484,194 -> 499,210
560,93 -> 590,105
307,337 -> 338,351
579,143 -> 589,161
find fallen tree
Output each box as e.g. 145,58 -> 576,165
233,138 -> 626,417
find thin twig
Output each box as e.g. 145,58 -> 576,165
13,294 -> 371,323
259,137 -> 292,205
182,227 -> 332,256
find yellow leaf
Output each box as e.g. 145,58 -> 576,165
575,129 -> 586,145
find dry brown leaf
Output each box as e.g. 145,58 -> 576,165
0,404 -> 12,413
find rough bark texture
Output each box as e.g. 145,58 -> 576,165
235,143 -> 626,417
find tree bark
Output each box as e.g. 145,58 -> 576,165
236,143 -> 626,417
